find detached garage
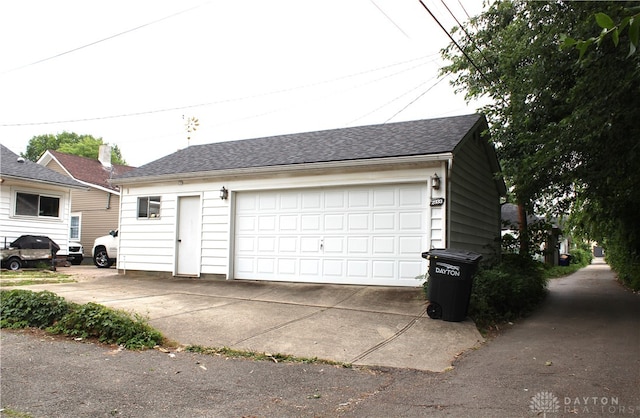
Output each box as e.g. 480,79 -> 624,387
113,114 -> 505,287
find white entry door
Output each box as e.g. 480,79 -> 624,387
176,195 -> 201,276
233,184 -> 428,286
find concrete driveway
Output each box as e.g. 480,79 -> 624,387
7,266 -> 483,372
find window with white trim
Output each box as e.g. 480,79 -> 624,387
15,192 -> 60,218
137,196 -> 161,219
70,213 -> 81,240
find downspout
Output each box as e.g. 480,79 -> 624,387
445,156 -> 453,247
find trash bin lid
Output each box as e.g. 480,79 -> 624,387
422,248 -> 483,264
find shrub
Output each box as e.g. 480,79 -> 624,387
0,289 -> 70,329
49,302 -> 163,349
467,255 -> 548,329
569,247 -> 593,266
0,290 -> 163,350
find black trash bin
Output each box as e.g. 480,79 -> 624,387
421,248 -> 482,322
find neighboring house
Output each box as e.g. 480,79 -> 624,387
113,114 -> 506,286
0,144 -> 86,259
501,202 -> 569,264
37,145 -> 136,262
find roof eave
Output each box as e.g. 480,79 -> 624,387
113,153 -> 454,186
1,174 -> 89,190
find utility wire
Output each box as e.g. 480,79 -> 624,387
384,77 -> 447,123
1,54 -> 437,127
1,2 -> 210,75
439,0 -> 492,68
369,0 -> 410,38
418,0 -> 493,87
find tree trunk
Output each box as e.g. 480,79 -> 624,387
518,201 -> 529,255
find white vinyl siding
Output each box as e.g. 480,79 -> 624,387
0,182 -> 72,254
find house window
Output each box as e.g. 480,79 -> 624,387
138,196 -> 161,219
70,213 -> 81,240
15,192 -> 60,218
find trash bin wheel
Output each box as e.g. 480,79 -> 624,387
427,302 -> 442,319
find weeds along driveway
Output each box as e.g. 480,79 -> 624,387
6,265 -> 484,372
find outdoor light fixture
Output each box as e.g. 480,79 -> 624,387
431,173 -> 441,190
219,186 -> 228,200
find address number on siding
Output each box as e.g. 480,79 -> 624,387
430,198 -> 445,206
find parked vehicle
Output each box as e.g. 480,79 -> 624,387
67,241 -> 84,265
1,235 -> 60,271
93,230 -> 118,268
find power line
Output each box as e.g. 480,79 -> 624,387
418,0 -> 493,87
439,0 -> 492,69
1,54 -> 438,127
384,77 -> 447,123
1,2 -> 210,75
369,0 -> 410,38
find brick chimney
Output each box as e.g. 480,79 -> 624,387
98,144 -> 112,168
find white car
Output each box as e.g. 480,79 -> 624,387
67,241 -> 84,265
92,230 -> 118,268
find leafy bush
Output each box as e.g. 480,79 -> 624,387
569,247 -> 593,266
0,289 -> 69,329
49,302 -> 163,349
0,290 -> 163,349
467,255 -> 548,329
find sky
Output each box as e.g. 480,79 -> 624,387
0,0 -> 488,167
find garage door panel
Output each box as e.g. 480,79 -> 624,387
373,236 -> 395,254
279,215 -> 298,230
399,261 -> 423,280
236,257 -> 255,274
347,260 -> 369,278
324,214 -> 344,230
236,237 -> 255,252
399,212 -> 423,230
234,184 -> 428,286
372,260 -> 395,278
399,187 -> 423,206
399,236 -> 422,254
374,189 -> 395,206
277,258 -> 296,275
300,259 -> 320,275
258,194 -> 277,210
347,237 -> 368,254
301,237 -> 321,253
324,237 -> 344,253
301,215 -> 321,231
257,258 -> 275,274
257,236 -> 276,252
348,213 -> 369,230
323,259 -> 344,276
237,216 -> 256,232
278,237 -> 298,252
373,213 -> 395,230
348,190 -> 370,207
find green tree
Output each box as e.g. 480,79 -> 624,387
441,1 -> 640,288
23,132 -> 127,165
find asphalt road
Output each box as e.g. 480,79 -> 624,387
1,259 -> 638,417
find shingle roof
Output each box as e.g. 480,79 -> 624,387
0,144 -> 85,189
116,114 -> 485,181
46,150 -> 135,192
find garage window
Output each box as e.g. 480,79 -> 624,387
15,192 -> 60,218
138,196 -> 161,219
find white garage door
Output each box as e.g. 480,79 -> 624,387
233,183 -> 429,286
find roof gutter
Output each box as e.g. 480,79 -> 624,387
1,175 -> 89,190
112,153 -> 454,186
